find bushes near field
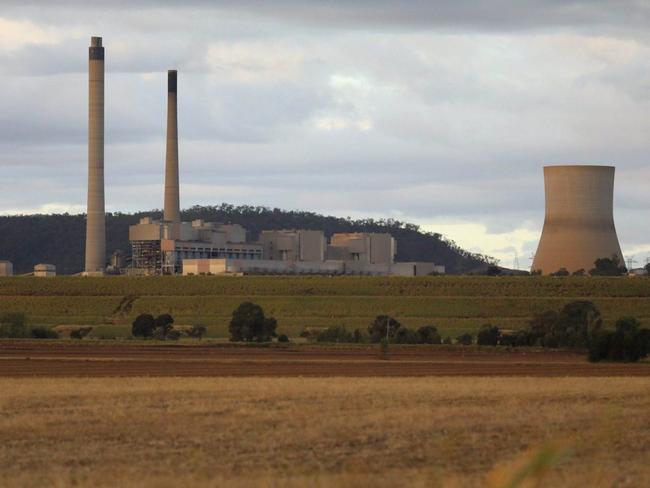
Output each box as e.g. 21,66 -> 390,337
589,317 -> 650,363
0,313 -> 58,339
315,317 -> 444,345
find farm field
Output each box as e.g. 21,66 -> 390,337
1,375 -> 649,487
1,340 -> 649,377
2,276 -> 650,338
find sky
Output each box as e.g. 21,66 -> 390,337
1,1 -> 650,269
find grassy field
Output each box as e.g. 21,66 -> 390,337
1,275 -> 650,338
0,376 -> 648,487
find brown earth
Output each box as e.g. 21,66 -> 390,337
1,340 -> 649,377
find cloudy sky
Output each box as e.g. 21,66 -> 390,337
1,1 -> 650,268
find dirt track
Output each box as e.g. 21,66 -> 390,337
1,341 -> 649,377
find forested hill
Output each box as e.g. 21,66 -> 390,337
0,204 -> 490,275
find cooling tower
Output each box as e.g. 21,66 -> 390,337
85,36 -> 106,274
532,165 -> 623,275
164,70 -> 181,222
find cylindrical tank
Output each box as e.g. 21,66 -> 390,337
164,69 -> 181,222
532,165 -> 623,275
85,36 -> 106,274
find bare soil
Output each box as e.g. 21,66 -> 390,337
1,340 -> 648,377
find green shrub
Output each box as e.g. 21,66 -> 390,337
316,325 -> 354,343
166,329 -> 182,341
277,334 -> 290,343
353,328 -> 368,343
456,333 -> 473,345
0,313 -> 29,338
499,330 -> 532,347
70,327 -> 92,340
394,327 -> 420,344
551,268 -> 570,277
154,314 -> 175,337
442,336 -> 452,345
229,301 -> 277,342
187,324 -> 207,340
31,326 -> 59,339
526,301 -> 602,348
590,255 -> 626,276
477,324 -> 500,346
589,317 -> 650,362
132,314 -> 155,338
368,315 -> 401,343
417,325 -> 442,344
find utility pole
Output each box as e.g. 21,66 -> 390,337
386,316 -> 390,342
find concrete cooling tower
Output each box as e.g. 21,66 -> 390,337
532,165 -> 623,275
85,36 -> 106,275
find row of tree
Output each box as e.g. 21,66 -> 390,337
131,314 -> 206,340
311,300 -> 650,363
131,302 -> 279,342
458,301 -> 650,363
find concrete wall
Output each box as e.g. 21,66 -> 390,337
370,233 -> 396,265
532,165 -> 624,274
181,258 -> 441,276
259,230 -> 325,261
299,230 -> 326,261
329,233 -> 395,264
129,221 -> 163,241
0,261 -> 13,277
34,264 -> 56,277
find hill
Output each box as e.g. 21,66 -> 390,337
0,204 -> 490,274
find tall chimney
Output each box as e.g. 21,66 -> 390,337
85,36 -> 106,274
164,70 -> 181,222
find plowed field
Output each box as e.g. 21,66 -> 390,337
1,341 -> 648,377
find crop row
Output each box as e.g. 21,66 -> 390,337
2,275 -> 650,297
3,295 -> 650,331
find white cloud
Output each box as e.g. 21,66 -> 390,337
205,41 -> 305,82
1,3 -> 650,267
0,17 -> 62,51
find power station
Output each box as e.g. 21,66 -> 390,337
532,165 -> 624,275
1,36 -> 632,277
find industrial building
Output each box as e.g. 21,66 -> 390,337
183,257 -> 441,276
34,264 -> 56,278
259,230 -> 326,262
71,36 -> 442,277
0,261 -> 13,277
532,165 -> 624,275
328,233 -> 396,264
124,62 -> 444,277
129,218 -> 262,274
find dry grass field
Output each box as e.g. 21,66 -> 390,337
1,377 -> 649,487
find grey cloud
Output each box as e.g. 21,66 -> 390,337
1,2 -> 650,263
4,1 -> 650,34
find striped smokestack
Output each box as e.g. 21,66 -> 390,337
164,69 -> 181,222
85,36 -> 106,274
